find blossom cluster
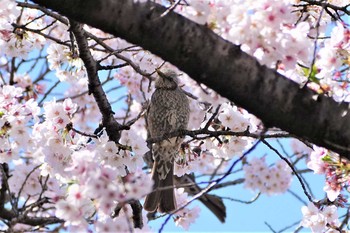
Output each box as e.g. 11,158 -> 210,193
0,85 -> 40,162
307,145 -> 350,202
0,0 -> 45,59
55,148 -> 152,231
177,0 -> 312,70
315,22 -> 350,101
243,157 -> 293,195
3,95 -> 153,231
37,99 -> 151,230
300,202 -> 340,233
174,188 -> 201,230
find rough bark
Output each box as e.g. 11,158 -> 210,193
31,0 -> 350,159
69,20 -> 123,142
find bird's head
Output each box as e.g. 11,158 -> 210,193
155,69 -> 179,90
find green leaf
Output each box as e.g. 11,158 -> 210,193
321,154 -> 332,162
302,65 -> 318,83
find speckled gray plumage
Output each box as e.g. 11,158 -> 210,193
144,69 -> 190,213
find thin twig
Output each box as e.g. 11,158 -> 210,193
298,0 -> 350,16
16,164 -> 42,210
264,221 -> 277,233
203,104 -> 221,130
287,189 -> 308,205
221,192 -> 261,204
262,139 -> 313,203
160,0 -> 181,18
277,219 -> 303,233
38,80 -> 60,106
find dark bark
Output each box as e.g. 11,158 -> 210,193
30,0 -> 350,159
69,20 -> 123,143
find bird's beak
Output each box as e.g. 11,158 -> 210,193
156,69 -> 165,77
156,69 -> 170,80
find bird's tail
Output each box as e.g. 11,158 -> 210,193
158,164 -> 176,213
144,161 -> 176,213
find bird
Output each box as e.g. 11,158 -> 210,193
144,69 -> 190,213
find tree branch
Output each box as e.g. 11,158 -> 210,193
262,139 -> 314,203
30,0 -> 350,159
146,128 -> 290,144
69,20 -> 124,142
298,0 -> 350,16
69,20 -> 143,228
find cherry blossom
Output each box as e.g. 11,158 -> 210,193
307,145 -> 328,175
43,99 -> 72,129
244,157 -> 293,195
174,188 -> 201,230
306,145 -> 350,202
218,103 -> 252,131
301,202 -> 340,233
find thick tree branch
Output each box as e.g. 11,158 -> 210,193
69,20 -> 124,143
10,215 -> 64,227
31,0 -> 350,160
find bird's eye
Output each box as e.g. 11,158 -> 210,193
165,76 -> 173,81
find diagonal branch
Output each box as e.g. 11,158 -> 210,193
69,20 -> 125,142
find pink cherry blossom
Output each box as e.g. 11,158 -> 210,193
307,145 -> 328,174
243,157 -> 292,195
300,203 -> 340,232
174,188 -> 201,230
